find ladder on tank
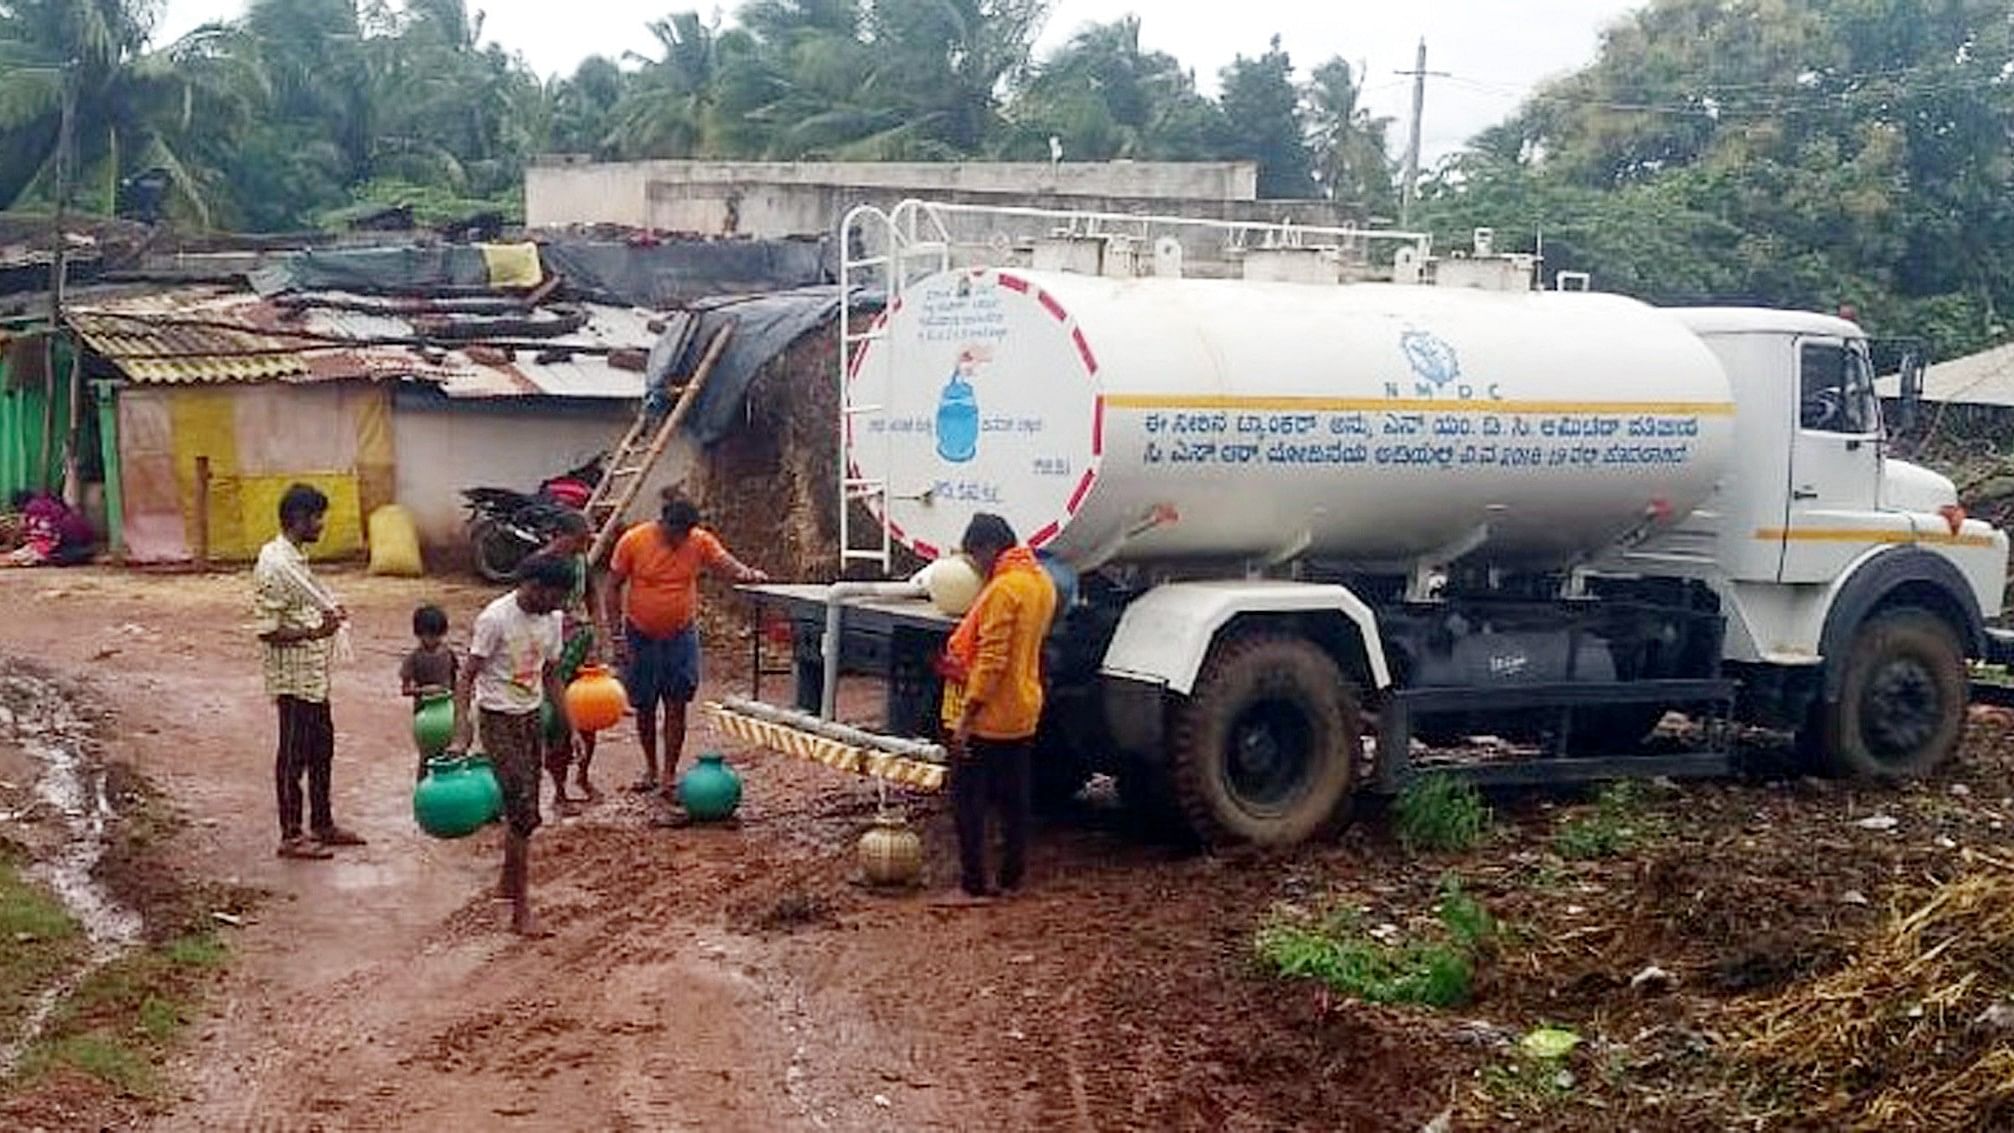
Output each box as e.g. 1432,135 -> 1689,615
584,325 -> 735,565
836,202 -> 954,575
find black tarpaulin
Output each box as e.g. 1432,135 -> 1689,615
248,237 -> 836,307
646,286 -> 881,445
539,238 -> 836,307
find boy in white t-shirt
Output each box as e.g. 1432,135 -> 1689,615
448,554 -> 574,937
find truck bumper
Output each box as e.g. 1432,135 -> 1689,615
1972,628 -> 2014,709
1984,627 -> 2014,666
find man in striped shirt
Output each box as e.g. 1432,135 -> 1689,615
253,485 -> 366,860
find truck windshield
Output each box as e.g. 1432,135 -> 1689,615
1799,342 -> 1877,435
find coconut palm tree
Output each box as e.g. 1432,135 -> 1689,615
0,0 -> 244,223
1004,15 -> 1226,161
1305,57 -> 1394,208
366,0 -> 541,197
605,11 -> 727,158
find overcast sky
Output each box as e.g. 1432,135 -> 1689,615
155,0 -> 1646,162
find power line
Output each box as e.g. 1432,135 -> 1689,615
1438,65 -> 2013,121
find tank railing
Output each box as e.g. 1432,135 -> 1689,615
837,202 -> 903,576
883,198 -> 1432,270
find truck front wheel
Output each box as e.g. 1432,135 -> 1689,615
1167,635 -> 1359,846
1817,608 -> 1967,780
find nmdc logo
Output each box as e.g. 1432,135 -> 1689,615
1400,330 -> 1461,388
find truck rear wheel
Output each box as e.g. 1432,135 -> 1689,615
1167,635 -> 1359,847
1817,608 -> 1966,780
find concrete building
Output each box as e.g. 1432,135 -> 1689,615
526,158 -> 1265,231
525,159 -> 1372,277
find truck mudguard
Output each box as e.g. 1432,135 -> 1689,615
1819,545 -> 1986,700
1098,580 -> 1393,696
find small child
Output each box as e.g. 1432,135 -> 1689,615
400,605 -> 459,782
541,512 -> 601,811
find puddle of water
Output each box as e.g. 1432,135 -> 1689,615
0,672 -> 143,1075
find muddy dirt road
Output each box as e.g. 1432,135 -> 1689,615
0,568 -> 1453,1132
15,566 -> 2003,1131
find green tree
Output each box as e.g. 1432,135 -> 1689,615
856,0 -> 1048,158
695,0 -> 1049,161
1434,0 -> 2014,357
365,0 -> 542,198
1004,16 -> 1228,161
606,11 -> 731,158
219,0 -> 374,229
544,55 -> 624,157
1218,35 -> 1316,199
0,0 -> 245,222
708,2 -> 876,159
1304,57 -> 1391,208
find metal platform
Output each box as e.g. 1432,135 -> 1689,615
1374,677 -> 1741,792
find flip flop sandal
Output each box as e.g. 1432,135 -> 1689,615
624,778 -> 660,794
277,839 -> 334,861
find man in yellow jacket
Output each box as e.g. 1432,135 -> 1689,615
938,514 -> 1058,902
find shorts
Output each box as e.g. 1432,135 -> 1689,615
479,708 -> 543,838
624,623 -> 701,709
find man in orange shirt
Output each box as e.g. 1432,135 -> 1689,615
938,514 -> 1058,902
604,494 -> 767,803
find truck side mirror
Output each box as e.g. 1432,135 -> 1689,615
1897,350 -> 1925,432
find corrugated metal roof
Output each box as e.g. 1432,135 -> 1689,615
67,290 -> 314,383
65,287 -> 656,399
1875,341 -> 2014,408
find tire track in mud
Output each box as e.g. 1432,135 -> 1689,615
1054,948 -> 1112,1131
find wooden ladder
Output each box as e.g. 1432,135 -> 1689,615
585,324 -> 735,565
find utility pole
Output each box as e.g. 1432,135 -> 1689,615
1396,38 -> 1447,229
49,59 -> 80,504
49,59 -> 75,326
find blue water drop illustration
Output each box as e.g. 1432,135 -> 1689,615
936,372 -> 979,463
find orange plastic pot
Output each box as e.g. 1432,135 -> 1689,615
564,663 -> 627,733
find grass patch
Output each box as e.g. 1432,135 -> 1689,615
24,1033 -> 154,1096
0,850 -> 85,1048
1255,877 -> 1497,1008
1480,1051 -> 1578,1110
136,998 -> 180,1044
163,934 -> 227,970
14,931 -> 227,1097
1393,774 -> 1492,853
1553,782 -> 1660,860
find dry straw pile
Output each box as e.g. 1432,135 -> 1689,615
1738,850 -> 2014,1130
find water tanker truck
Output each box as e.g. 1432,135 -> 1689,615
712,201 -> 2012,847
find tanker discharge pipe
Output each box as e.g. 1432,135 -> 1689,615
820,579 -> 929,721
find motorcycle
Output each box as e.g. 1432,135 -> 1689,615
462,454 -> 605,582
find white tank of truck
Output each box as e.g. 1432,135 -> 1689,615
846,268 -> 1737,569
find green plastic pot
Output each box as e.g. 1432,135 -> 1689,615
464,754 -> 505,824
412,693 -> 455,757
413,756 -> 501,839
540,697 -> 570,744
677,753 -> 742,822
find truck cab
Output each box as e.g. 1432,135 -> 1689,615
1608,311 -> 2005,780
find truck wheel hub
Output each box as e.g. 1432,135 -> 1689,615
1862,657 -> 1941,760
1225,701 -> 1313,811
